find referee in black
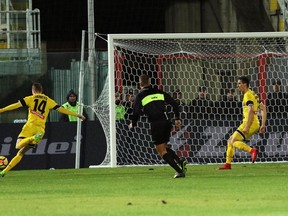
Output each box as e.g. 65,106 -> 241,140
129,74 -> 187,178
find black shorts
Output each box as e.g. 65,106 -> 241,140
150,120 -> 172,145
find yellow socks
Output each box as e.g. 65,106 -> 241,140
225,141 -> 252,164
233,141 -> 252,153
3,152 -> 23,174
226,144 -> 234,164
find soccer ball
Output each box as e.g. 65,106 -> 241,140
0,156 -> 8,170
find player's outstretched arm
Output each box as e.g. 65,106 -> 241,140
57,106 -> 86,121
259,102 -> 267,133
0,102 -> 22,113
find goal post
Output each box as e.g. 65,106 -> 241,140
91,32 -> 288,167
108,35 -> 117,167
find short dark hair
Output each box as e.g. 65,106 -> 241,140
238,76 -> 250,87
32,82 -> 43,93
140,74 -> 150,87
272,79 -> 281,85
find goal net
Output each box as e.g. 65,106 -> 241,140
92,32 -> 288,167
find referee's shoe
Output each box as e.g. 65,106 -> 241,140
174,172 -> 185,178
173,158 -> 187,178
179,158 -> 187,174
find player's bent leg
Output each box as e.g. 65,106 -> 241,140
155,143 -> 167,158
239,127 -> 259,163
233,141 -> 252,152
166,147 -> 187,174
16,132 -> 43,150
233,141 -> 258,162
1,146 -> 31,176
156,144 -> 185,178
166,147 -> 180,163
16,137 -> 33,149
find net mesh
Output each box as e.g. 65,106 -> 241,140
92,33 -> 288,166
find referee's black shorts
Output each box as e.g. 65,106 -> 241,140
150,120 -> 172,145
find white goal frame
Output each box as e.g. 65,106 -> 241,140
100,32 -> 288,168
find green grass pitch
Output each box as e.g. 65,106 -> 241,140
1,163 -> 288,216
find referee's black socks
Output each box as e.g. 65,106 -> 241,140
163,153 -> 183,173
166,147 -> 180,164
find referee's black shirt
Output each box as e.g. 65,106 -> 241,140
131,85 -> 180,127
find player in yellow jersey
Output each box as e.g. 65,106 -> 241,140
0,83 -> 86,177
217,76 -> 267,170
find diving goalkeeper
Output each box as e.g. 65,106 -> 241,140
0,83 -> 86,177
